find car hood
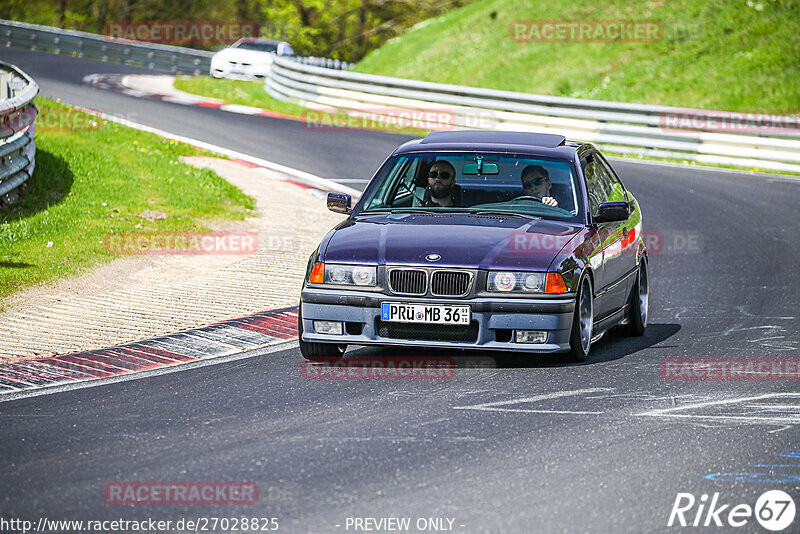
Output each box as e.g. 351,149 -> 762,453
323,213 -> 583,271
212,48 -> 275,63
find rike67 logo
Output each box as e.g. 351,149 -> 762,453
668,490 -> 795,530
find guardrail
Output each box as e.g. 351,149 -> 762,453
0,19 -> 353,76
267,56 -> 800,173
294,56 -> 355,71
0,61 -> 37,206
0,19 -> 213,75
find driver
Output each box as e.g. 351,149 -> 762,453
422,160 -> 462,207
521,165 -> 558,207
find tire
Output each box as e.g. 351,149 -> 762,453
620,259 -> 648,337
297,303 -> 346,363
566,275 -> 593,362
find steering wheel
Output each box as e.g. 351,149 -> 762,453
512,195 -> 543,203
398,178 -> 426,205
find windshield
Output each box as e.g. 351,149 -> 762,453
356,152 -> 583,222
234,41 -> 279,53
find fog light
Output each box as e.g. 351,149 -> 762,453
515,330 -> 547,344
313,320 -> 343,335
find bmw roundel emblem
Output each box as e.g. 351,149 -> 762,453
426,253 -> 441,262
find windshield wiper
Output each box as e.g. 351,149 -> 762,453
471,210 -> 540,219
388,208 -> 437,214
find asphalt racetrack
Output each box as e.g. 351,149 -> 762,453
2,48 -> 799,533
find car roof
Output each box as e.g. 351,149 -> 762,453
394,131 -> 587,158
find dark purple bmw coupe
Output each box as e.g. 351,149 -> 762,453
299,131 -> 648,362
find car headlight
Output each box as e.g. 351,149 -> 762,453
312,263 -> 376,286
487,271 -> 545,293
486,271 -> 569,294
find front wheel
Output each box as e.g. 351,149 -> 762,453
297,304 -> 346,363
620,259 -> 648,336
566,275 -> 593,362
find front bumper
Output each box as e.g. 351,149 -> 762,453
209,61 -> 272,79
300,288 -> 576,353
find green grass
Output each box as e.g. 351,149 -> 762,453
0,98 -> 255,304
354,0 -> 800,113
173,77 -> 309,116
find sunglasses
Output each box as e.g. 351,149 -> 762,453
523,176 -> 547,187
428,170 -> 452,180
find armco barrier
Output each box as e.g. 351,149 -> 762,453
0,19 -> 213,75
266,56 -> 800,173
294,56 -> 354,70
0,19 -> 353,76
0,61 -> 37,205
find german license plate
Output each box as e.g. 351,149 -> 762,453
381,302 -> 470,325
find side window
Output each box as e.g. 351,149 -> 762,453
388,158 -> 419,207
581,155 -> 607,216
595,155 -> 627,203
365,157 -> 409,209
398,158 -> 419,192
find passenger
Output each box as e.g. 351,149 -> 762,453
520,165 -> 558,207
422,160 -> 462,207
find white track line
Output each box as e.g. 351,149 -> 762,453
636,393 -> 800,425
453,387 -> 612,414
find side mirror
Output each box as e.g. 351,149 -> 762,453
594,201 -> 630,223
327,192 -> 352,214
